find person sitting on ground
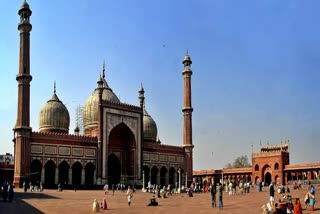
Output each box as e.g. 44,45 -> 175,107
92,199 -> 100,213
148,195 -> 158,206
100,198 -> 107,210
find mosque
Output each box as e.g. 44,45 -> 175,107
13,1 -> 194,188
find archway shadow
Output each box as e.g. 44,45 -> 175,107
0,192 -> 60,214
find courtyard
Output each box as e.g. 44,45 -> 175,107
0,184 -> 319,214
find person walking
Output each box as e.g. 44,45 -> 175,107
210,183 -> 217,207
126,186 -> 133,206
269,182 -> 275,205
218,183 -> 223,210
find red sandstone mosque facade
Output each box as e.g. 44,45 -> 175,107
13,1 -> 194,188
194,142 -> 320,187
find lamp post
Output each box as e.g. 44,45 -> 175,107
178,168 -> 181,193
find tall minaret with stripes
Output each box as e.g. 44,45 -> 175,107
13,0 -> 33,187
182,52 -> 194,187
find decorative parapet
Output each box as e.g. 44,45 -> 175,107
143,142 -> 185,153
31,131 -> 98,143
101,100 -> 142,112
260,143 -> 289,152
252,151 -> 288,158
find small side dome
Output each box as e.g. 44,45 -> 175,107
143,108 -> 157,142
38,84 -> 70,133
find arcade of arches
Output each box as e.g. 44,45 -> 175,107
142,165 -> 186,188
30,159 -> 95,187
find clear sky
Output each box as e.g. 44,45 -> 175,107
1,0 -> 320,170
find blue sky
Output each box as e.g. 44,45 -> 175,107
1,0 -> 320,170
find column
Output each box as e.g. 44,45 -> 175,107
81,168 -> 85,185
178,169 -> 181,193
174,172 -> 177,187
93,169 -> 97,185
165,172 -> 169,185
156,171 -> 160,186
55,167 -> 59,184
41,167 -> 45,183
68,168 -> 72,184
185,172 -> 188,188
142,170 -> 145,191
149,170 -> 152,184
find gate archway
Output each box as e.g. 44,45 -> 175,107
108,122 -> 136,184
265,172 -> 271,186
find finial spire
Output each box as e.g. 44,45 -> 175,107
102,61 -> 105,79
54,81 -> 56,94
186,49 -> 189,55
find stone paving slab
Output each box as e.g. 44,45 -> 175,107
0,184 -> 319,213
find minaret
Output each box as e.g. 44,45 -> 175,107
97,73 -> 104,185
182,51 -> 194,187
13,1 -> 33,188
138,83 -> 145,109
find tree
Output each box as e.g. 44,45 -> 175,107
225,155 -> 251,168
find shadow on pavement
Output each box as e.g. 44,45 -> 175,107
0,192 -> 60,214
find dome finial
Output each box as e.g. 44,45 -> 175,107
54,80 -> 56,94
102,60 -> 106,79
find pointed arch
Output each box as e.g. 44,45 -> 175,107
85,162 -> 95,185
44,160 -> 56,187
59,160 -> 70,184
142,165 -> 150,188
151,166 -> 159,185
160,166 -> 167,186
169,167 -> 176,185
30,159 -> 42,184
72,161 -> 82,185
108,122 -> 136,183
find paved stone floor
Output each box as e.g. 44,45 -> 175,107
0,184 -> 319,214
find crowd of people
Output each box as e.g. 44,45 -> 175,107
0,181 -> 14,202
261,181 -> 316,213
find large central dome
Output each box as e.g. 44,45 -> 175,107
83,70 -> 120,135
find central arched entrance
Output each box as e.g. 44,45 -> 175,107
108,154 -> 121,185
108,122 -> 136,185
265,172 -> 271,186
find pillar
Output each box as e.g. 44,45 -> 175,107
81,168 -> 85,185
156,171 -> 160,186
41,167 -> 45,183
93,169 -> 97,185
55,167 -> 59,184
68,168 -> 72,184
